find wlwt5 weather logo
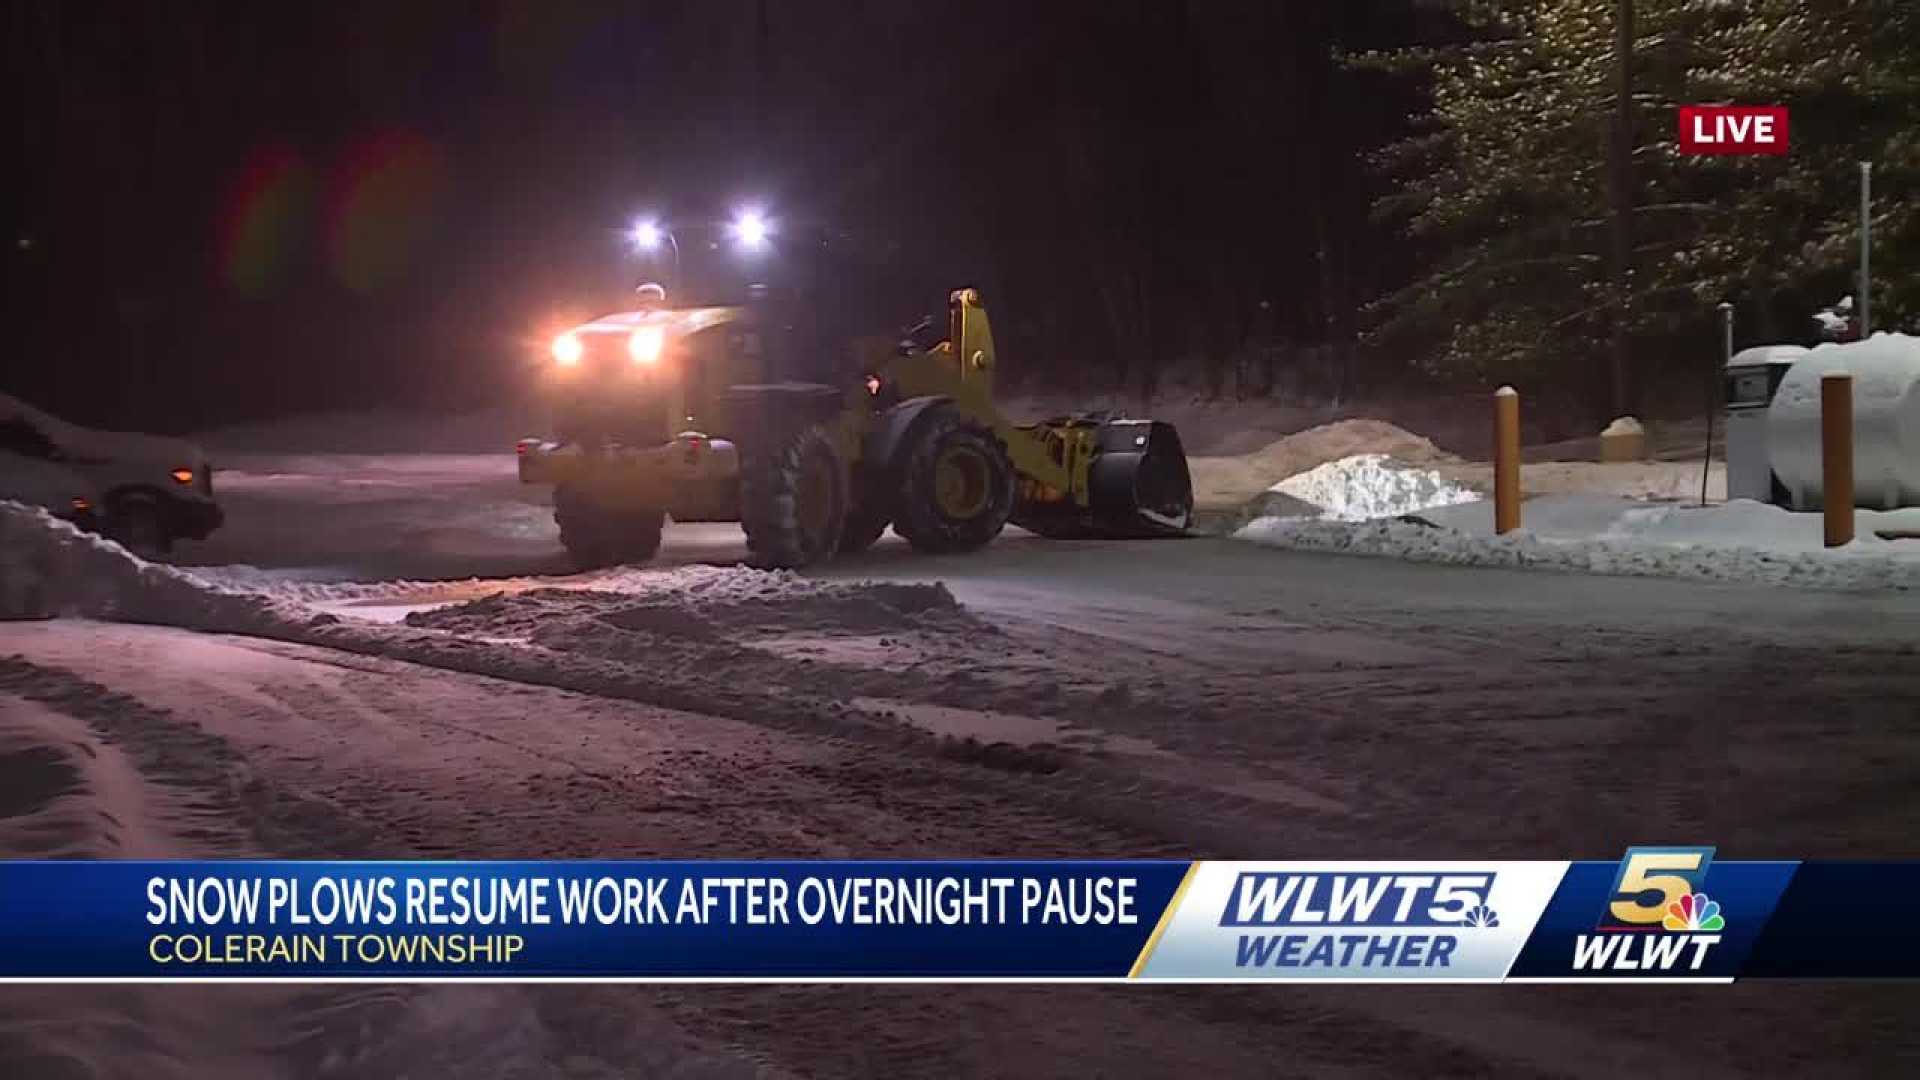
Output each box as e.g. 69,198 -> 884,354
1574,847 -> 1724,973
1222,871 -> 1500,972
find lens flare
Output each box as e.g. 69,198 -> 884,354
327,131 -> 446,293
217,144 -> 316,297
552,332 -> 583,366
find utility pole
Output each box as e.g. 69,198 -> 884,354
1860,161 -> 1872,336
1607,0 -> 1635,418
751,0 -> 770,176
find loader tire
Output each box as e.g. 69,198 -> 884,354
892,410 -> 1013,555
740,424 -> 848,568
554,487 -> 664,569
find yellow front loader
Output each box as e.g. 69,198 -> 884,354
519,288 -> 1192,569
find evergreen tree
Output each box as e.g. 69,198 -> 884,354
1360,0 -> 1920,412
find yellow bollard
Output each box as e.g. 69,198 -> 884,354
1494,386 -> 1521,534
1822,372 -> 1854,548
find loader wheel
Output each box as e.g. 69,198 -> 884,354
740,424 -> 848,568
554,487 -> 665,569
892,410 -> 1013,555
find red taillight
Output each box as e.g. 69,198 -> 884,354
170,468 -> 195,485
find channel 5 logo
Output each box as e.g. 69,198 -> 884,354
1599,846 -> 1717,930
1678,105 -> 1789,156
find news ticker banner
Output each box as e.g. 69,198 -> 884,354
0,850 -> 1914,981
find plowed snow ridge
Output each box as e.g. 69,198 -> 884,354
1237,499 -> 1920,591
0,501 -> 958,633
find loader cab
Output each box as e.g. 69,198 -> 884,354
625,221 -> 891,385
548,223 -> 884,446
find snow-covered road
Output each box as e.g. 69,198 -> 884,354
6,451 -> 1920,1076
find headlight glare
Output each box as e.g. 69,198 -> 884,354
629,325 -> 665,365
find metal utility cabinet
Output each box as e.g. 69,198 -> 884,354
1723,345 -> 1806,504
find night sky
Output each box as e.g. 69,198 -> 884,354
5,1 -> 1424,433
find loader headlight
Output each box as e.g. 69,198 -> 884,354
730,209 -> 771,252
628,325 -> 665,366
552,332 -> 583,366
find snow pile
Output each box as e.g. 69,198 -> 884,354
1244,419 -> 1450,475
1237,495 -> 1920,591
404,575 -> 965,642
587,562 -> 945,609
1275,453 -> 1482,521
2,498 -> 969,646
0,502 -> 318,630
1188,419 -> 1455,508
0,500 -> 1004,772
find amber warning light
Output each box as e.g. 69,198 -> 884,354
1678,105 -> 1788,156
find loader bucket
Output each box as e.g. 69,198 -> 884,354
1088,419 -> 1193,536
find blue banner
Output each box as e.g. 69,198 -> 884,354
0,861 -> 1188,979
3,856 -> 1920,981
1741,862 -> 1920,979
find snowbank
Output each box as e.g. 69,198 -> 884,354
1,503 -> 314,629
1189,419 -> 1453,508
1274,453 -> 1482,521
0,499 -> 1003,769
1,501 -> 961,630
1237,495 -> 1920,591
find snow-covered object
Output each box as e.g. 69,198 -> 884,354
0,451 -> 98,515
1236,494 -> 1920,592
1273,453 -> 1481,522
1813,295 -> 1859,341
1768,334 -> 1920,509
0,393 -> 209,470
1598,416 -> 1646,462
0,392 -> 213,488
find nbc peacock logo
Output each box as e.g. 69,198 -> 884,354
1662,892 -> 1725,933
1572,847 -> 1728,974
